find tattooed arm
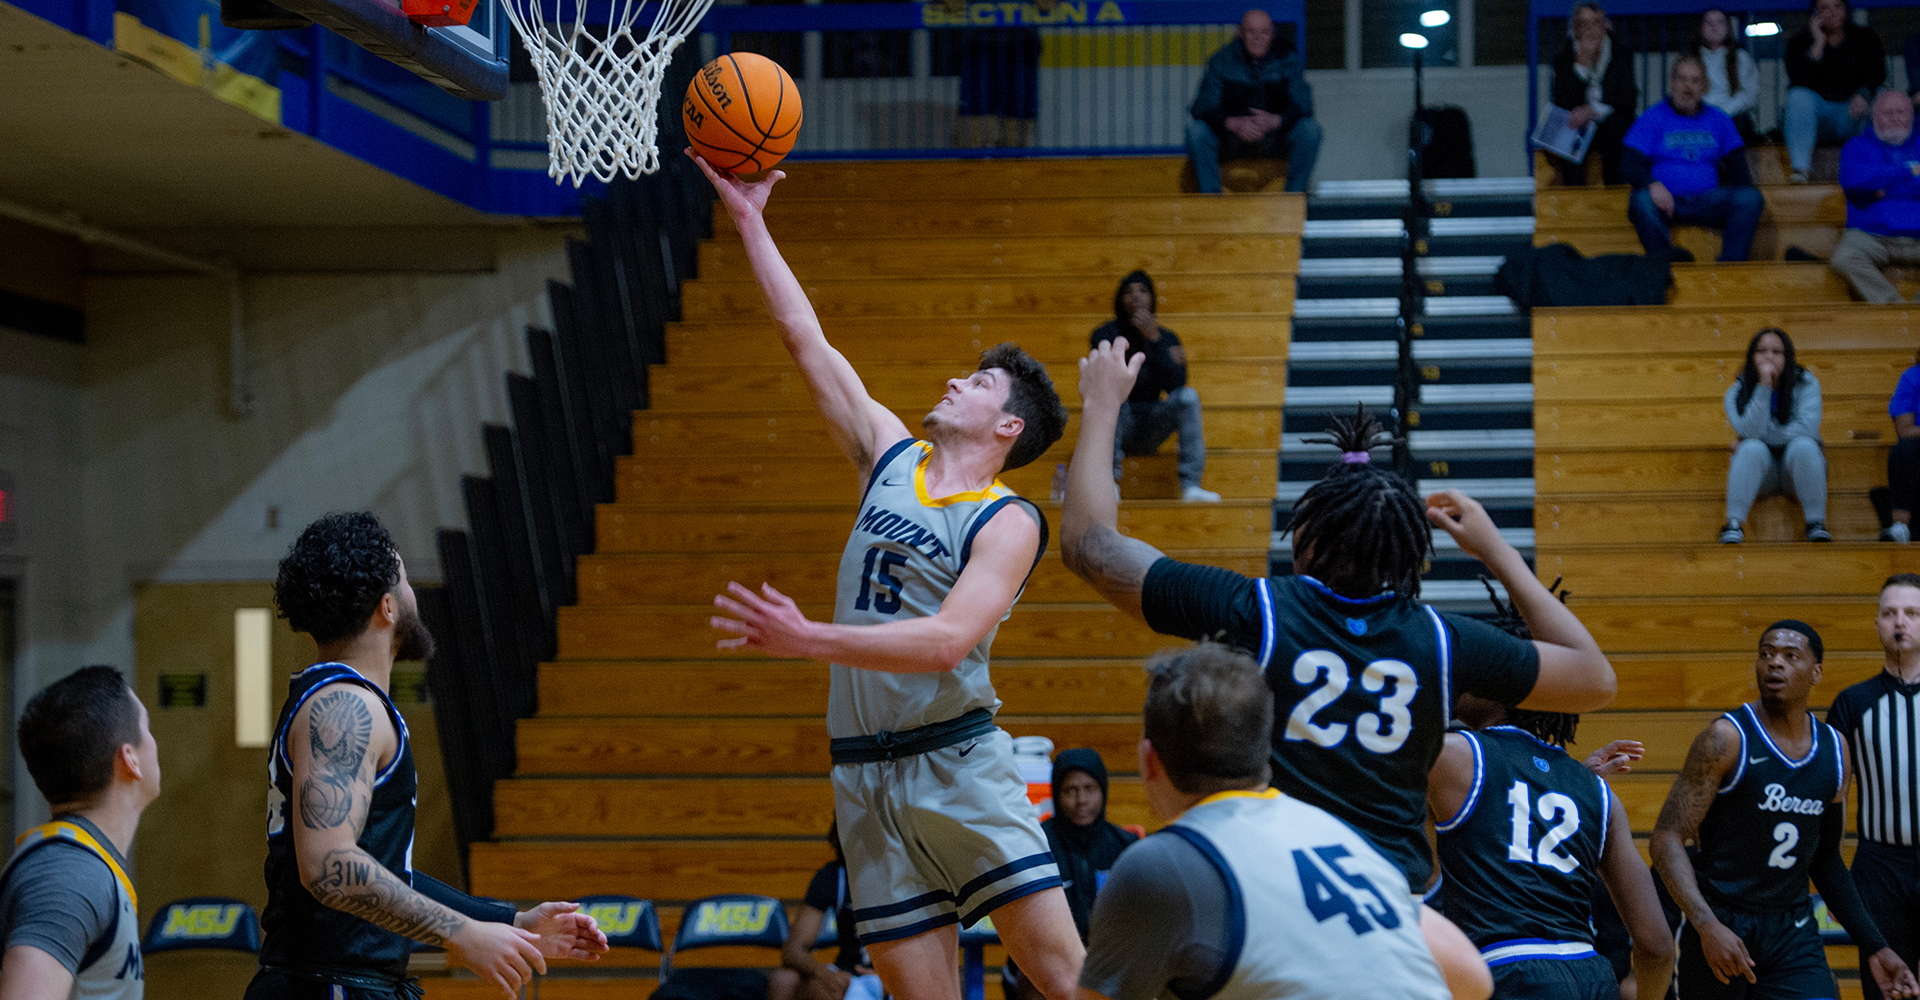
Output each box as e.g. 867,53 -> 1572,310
1651,718 -> 1753,987
1060,337 -> 1167,623
289,684 -> 546,997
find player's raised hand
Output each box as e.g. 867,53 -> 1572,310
517,902 -> 611,961
1696,919 -> 1756,985
1582,739 -> 1644,776
1078,336 -> 1145,413
713,581 -> 820,658
1870,948 -> 1920,999
446,919 -> 547,999
685,148 -> 786,220
1424,489 -> 1506,565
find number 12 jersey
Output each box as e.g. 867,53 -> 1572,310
1139,564 -> 1542,889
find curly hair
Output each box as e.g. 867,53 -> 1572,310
274,512 -> 401,644
18,666 -> 139,804
979,343 -> 1068,472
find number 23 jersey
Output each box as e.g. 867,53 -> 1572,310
1140,564 -> 1542,889
828,439 -> 1046,740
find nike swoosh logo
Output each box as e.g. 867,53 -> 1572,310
1795,917 -> 1810,928
1750,756 -> 1769,764
880,478 -> 906,487
957,743 -> 977,757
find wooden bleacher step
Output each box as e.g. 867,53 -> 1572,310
632,409 -> 1282,455
697,234 -> 1301,278
679,273 -> 1297,321
741,194 -> 1304,238
664,315 -> 1290,366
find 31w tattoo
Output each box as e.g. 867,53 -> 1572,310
301,690 -> 372,830
310,848 -> 464,945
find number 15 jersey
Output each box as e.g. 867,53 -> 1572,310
1140,563 -> 1542,889
828,439 -> 1046,740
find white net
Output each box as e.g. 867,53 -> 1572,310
500,0 -> 717,185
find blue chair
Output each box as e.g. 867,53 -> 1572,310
664,893 -> 791,980
812,906 -> 840,951
576,894 -> 664,951
960,917 -> 1000,1000
142,897 -> 260,955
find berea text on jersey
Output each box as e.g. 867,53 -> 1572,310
1757,782 -> 1827,816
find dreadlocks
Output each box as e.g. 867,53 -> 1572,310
1288,404 -> 1432,600
1480,575 -> 1581,747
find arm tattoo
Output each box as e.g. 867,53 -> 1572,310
300,690 -> 374,830
309,847 -> 466,945
1061,524 -> 1162,600
1655,722 -> 1733,842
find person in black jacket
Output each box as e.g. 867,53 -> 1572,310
1183,9 -> 1320,193
1090,271 -> 1219,503
1550,1 -> 1638,186
1784,0 -> 1885,182
1002,749 -> 1137,1000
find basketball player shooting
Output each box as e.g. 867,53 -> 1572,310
689,152 -> 1086,1000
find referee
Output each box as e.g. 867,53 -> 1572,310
1827,573 -> 1920,1000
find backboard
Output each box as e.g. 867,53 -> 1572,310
271,0 -> 510,99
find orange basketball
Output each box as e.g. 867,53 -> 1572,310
683,52 -> 803,175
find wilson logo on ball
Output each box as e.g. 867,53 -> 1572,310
684,52 -> 803,176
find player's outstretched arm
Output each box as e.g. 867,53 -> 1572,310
289,684 -> 546,998
687,151 -> 909,477
712,504 -> 1039,671
1598,790 -> 1674,1000
1651,719 -> 1753,986
1812,746 -> 1917,998
1418,906 -> 1492,1000
1060,337 -> 1165,622
1426,490 -> 1615,713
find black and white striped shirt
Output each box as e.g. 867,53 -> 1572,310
1826,671 -> 1920,846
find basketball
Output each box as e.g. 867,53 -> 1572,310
683,52 -> 803,175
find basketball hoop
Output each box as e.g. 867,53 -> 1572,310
500,0 -> 717,185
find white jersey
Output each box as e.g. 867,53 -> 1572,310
1,822 -> 143,1000
1165,790 -> 1451,1000
827,438 -> 1045,738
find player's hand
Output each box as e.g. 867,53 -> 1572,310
1424,489 -> 1506,565
1870,949 -> 1920,999
686,148 -> 786,221
516,902 -> 610,961
1582,739 -> 1644,776
1697,919 -> 1756,985
1079,337 -> 1145,414
712,581 -> 821,658
446,919 -> 547,999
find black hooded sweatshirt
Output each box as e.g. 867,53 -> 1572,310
1039,748 -> 1139,941
1089,270 -> 1186,405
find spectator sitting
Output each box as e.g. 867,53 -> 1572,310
1830,90 -> 1920,304
1549,1 -> 1637,186
1091,271 -> 1219,503
1623,55 -> 1763,263
768,823 -> 881,1000
1003,749 -> 1138,1000
1184,9 -> 1320,194
1721,327 -> 1829,544
1689,8 -> 1760,139
1881,350 -> 1920,542
1784,0 -> 1885,183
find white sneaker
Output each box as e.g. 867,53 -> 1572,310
1182,485 -> 1223,503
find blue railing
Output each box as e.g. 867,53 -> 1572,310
11,0 -> 1301,214
1526,0 -> 1919,165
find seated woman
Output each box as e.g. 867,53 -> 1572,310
1549,1 -> 1637,185
769,824 -> 881,1000
1690,8 -> 1760,140
1883,350 -> 1920,542
1004,749 -> 1138,1000
1722,327 -> 1829,543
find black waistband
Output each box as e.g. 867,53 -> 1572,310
829,708 -> 996,765
262,964 -> 422,999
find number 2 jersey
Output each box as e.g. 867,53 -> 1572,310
1694,703 -> 1843,910
1140,564 -> 1542,889
1435,726 -> 1613,966
828,439 -> 1047,739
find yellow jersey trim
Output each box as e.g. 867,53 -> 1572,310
1190,788 -> 1283,812
912,442 -> 1012,508
16,822 -> 138,911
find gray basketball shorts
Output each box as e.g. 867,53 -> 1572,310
832,728 -> 1061,944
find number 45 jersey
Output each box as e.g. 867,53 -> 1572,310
1435,726 -> 1613,965
1694,704 -> 1843,909
828,439 -> 1046,739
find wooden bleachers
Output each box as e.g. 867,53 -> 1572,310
429,159 -> 1299,993
1537,295 -> 1917,991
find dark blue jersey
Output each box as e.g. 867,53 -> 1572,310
1436,726 -> 1612,966
1140,563 -> 1541,889
1695,704 -> 1843,911
258,663 -> 418,979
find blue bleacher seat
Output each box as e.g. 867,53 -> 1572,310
577,894 -> 664,951
141,897 -> 260,955
663,893 -> 791,980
